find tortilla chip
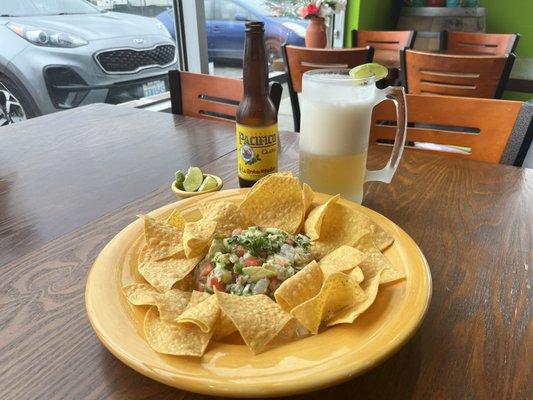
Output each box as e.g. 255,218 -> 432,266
274,260 -> 324,312
215,291 -> 294,354
166,209 -> 187,230
156,290 -> 192,322
187,290 -> 211,307
172,270 -> 195,292
290,272 -> 367,334
310,203 -> 393,260
183,219 -> 217,258
122,283 -> 159,306
144,307 -> 212,357
138,255 -> 202,292
176,294 -> 220,333
369,224 -> 394,252
302,183 -> 314,215
356,233 -> 405,285
327,263 -> 385,326
212,311 -> 238,341
318,245 -> 367,275
350,266 -> 364,284
304,194 -> 340,241
199,201 -> 250,236
142,215 -> 184,260
238,172 -> 304,234
122,283 -> 191,322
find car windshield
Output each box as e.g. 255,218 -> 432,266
0,0 -> 101,17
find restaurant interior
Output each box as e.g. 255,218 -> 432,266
0,1 -> 531,399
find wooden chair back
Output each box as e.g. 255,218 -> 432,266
168,70 -> 282,124
400,49 -> 515,99
441,31 -> 520,55
370,94 -> 525,164
352,29 -> 416,51
283,45 -> 373,93
282,44 -> 373,131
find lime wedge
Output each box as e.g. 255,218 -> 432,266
198,175 -> 218,192
174,170 -> 185,190
183,167 -> 204,192
349,63 -> 389,81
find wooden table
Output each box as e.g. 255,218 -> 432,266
0,104 -> 531,399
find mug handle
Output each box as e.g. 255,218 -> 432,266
365,86 -> 407,184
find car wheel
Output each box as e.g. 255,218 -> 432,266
0,75 -> 38,126
265,38 -> 282,69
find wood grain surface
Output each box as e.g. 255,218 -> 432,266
1,105 -> 532,400
0,104 -> 235,266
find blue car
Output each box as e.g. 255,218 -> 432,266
157,0 -> 307,66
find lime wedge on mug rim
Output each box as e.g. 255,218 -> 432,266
198,175 -> 218,192
183,167 -> 204,192
349,63 -> 389,81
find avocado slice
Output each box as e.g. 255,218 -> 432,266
242,266 -> 277,282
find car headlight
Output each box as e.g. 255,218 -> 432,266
7,22 -> 88,48
282,22 -> 307,38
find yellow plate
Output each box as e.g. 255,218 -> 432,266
85,189 -> 431,398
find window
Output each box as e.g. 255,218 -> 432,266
200,0 -> 309,130
205,0 -> 215,20
216,0 -> 254,21
0,0 -> 179,126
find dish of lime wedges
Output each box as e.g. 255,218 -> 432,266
349,63 -> 389,81
175,167 -> 219,193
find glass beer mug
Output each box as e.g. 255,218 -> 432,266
299,69 -> 407,204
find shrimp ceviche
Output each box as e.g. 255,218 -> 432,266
195,226 -> 313,298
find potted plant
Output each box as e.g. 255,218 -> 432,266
300,0 -> 346,48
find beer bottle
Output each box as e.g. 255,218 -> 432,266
236,21 -> 278,188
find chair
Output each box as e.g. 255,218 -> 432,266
400,49 -> 515,99
440,31 -> 520,56
282,44 -> 374,132
352,29 -> 416,53
168,70 -> 283,123
370,94 -> 533,165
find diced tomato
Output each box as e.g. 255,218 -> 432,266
235,245 -> 245,257
232,228 -> 243,236
200,262 -> 213,278
269,278 -> 282,292
244,256 -> 262,267
285,238 -> 295,246
210,277 -> 225,291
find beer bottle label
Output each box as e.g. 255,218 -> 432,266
236,123 -> 278,181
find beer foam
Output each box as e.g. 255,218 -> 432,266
299,95 -> 375,156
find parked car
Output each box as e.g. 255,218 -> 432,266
0,0 -> 177,126
157,0 -> 307,66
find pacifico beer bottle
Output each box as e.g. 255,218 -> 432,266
236,21 -> 278,188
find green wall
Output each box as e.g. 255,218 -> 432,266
481,0 -> 532,57
481,0 -> 533,100
344,0 -> 401,47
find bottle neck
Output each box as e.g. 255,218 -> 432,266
242,30 -> 268,98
